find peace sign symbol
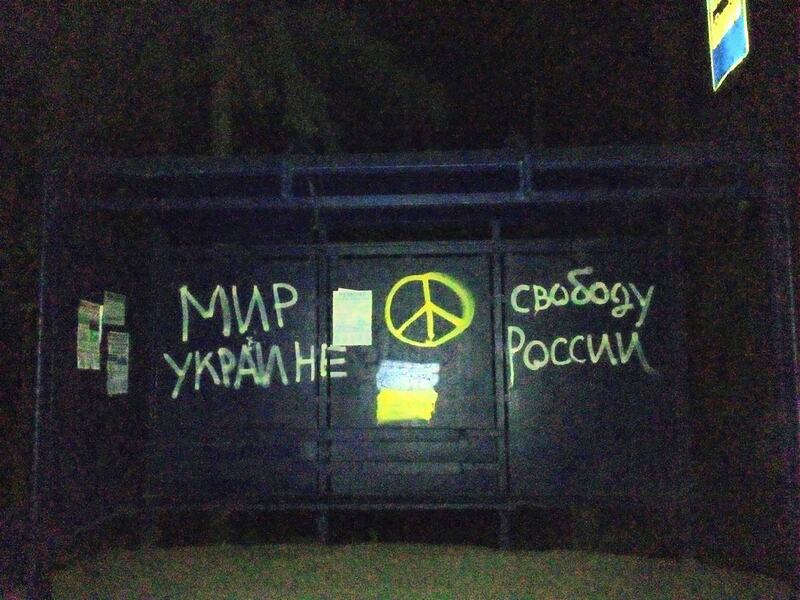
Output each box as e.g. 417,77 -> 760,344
384,272 -> 475,348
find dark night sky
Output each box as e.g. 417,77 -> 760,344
3,1 -> 795,160
364,1 -> 795,151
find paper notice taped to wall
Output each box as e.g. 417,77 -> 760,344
106,331 -> 129,395
103,291 -> 126,327
77,300 -> 103,370
332,288 -> 372,346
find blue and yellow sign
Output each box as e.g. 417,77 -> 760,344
707,0 -> 749,91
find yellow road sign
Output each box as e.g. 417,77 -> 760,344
707,0 -> 749,91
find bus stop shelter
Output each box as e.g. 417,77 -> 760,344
28,146 -> 798,596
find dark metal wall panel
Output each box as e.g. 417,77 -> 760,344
330,463 -> 501,498
504,239 -> 686,504
149,247 -> 320,500
329,254 -> 495,429
155,249 -> 319,428
150,436 -> 319,503
685,195 -> 798,580
324,251 -> 500,498
329,431 -> 498,463
46,210 -> 151,533
327,429 -> 500,499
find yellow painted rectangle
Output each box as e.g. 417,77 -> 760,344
376,388 -> 438,424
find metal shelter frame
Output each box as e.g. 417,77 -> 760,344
27,146 -> 798,598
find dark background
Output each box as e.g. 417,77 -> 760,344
1,0 -> 796,586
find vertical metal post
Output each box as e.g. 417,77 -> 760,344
490,220 -> 513,551
27,166 -> 57,600
498,509 -> 511,550
315,201 -> 332,541
521,154 -> 534,200
140,217 -> 166,548
280,157 -> 293,203
570,506 -> 599,551
316,510 -> 330,544
666,206 -> 694,560
764,194 -> 799,586
490,221 -> 509,498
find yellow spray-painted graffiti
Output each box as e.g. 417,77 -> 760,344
384,272 -> 474,348
375,360 -> 440,424
376,388 -> 438,424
